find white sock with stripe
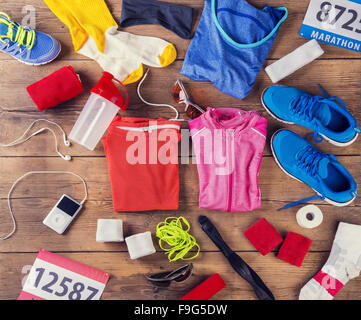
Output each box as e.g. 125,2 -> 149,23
299,222 -> 361,300
78,26 -> 176,85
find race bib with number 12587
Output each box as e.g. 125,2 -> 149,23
18,249 -> 109,300
300,0 -> 361,52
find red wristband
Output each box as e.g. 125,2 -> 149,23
244,218 -> 283,256
180,273 -> 226,300
277,232 -> 312,267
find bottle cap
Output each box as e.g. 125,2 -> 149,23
91,72 -> 129,110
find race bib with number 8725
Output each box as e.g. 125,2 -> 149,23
300,0 -> 361,52
18,249 -> 109,300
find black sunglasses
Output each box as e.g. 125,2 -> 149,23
172,80 -> 206,119
146,263 -> 193,288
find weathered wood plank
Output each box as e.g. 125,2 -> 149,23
0,156 -> 359,253
0,109 -> 359,157
0,0 -> 360,60
1,60 -> 360,112
0,198 -> 360,253
0,59 -> 360,156
0,157 -> 359,205
1,251 -> 360,300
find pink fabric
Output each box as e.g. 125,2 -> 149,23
314,271 -> 344,297
189,108 -> 267,212
18,291 -> 45,300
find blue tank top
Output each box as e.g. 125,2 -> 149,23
180,0 -> 287,100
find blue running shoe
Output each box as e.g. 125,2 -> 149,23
262,85 -> 360,147
271,129 -> 357,210
0,12 -> 61,65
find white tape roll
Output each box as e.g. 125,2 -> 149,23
296,205 -> 323,229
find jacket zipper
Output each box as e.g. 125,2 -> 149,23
227,131 -> 233,212
227,172 -> 233,212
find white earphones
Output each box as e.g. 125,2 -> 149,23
0,119 -> 72,161
137,69 -> 184,121
1,170 -> 88,240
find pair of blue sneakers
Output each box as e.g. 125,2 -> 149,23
262,85 -> 360,210
0,12 -> 60,65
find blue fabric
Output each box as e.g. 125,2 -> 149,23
272,129 -> 357,208
180,0 -> 287,100
262,85 -> 360,145
120,0 -> 194,39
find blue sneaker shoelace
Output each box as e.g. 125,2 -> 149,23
0,12 -> 35,52
279,86 -> 359,211
278,146 -> 330,211
289,85 -> 361,143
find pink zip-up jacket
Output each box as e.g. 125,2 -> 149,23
189,108 -> 267,212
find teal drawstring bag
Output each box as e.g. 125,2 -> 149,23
180,0 -> 287,100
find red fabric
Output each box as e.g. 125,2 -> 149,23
27,66 -> 83,111
313,271 -> 344,297
244,218 -> 283,256
180,274 -> 226,300
277,232 -> 312,267
102,116 -> 181,212
91,72 -> 128,110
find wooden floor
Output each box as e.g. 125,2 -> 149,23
0,0 -> 360,300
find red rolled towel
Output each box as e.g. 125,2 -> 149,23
180,273 -> 226,300
27,66 -> 83,111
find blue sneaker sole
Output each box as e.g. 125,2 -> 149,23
261,87 -> 359,147
270,129 -> 357,207
0,40 -> 61,66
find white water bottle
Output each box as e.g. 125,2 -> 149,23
69,72 -> 128,151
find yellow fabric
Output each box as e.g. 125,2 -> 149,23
158,44 -> 177,67
43,0 -> 117,53
123,64 -> 144,85
44,0 -> 177,84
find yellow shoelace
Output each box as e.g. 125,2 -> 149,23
0,12 -> 35,50
156,217 -> 200,262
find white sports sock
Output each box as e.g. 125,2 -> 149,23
78,26 -> 176,84
299,222 -> 361,300
44,0 -> 177,85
